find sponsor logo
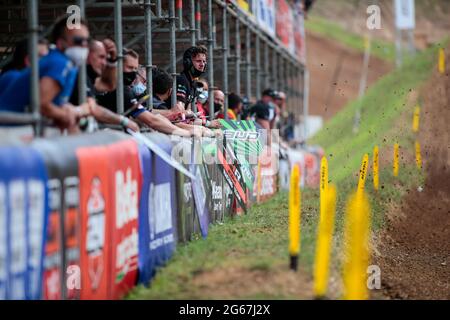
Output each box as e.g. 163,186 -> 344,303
86,177 -> 105,290
115,229 -> 138,282
149,183 -> 172,240
115,168 -> 138,230
223,130 -> 260,141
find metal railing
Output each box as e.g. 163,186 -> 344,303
0,0 -> 306,137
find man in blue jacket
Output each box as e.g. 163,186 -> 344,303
0,15 -> 91,133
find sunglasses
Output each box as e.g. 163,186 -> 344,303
68,35 -> 90,47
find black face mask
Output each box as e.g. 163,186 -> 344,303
189,65 -> 204,78
123,71 -> 137,86
214,102 -> 223,113
86,64 -> 99,81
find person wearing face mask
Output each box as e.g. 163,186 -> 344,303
172,45 -> 208,112
0,14 -> 90,132
96,48 -> 141,115
131,66 -> 147,98
69,38 -> 118,105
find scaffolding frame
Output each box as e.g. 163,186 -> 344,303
0,0 -> 305,136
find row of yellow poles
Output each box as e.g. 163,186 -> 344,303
286,48 -> 446,299
287,101 -> 426,299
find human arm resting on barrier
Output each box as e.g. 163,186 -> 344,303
39,76 -> 78,132
135,110 -> 192,137
176,122 -> 214,138
84,97 -> 139,132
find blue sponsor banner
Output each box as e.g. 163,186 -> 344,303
0,175 -> 7,299
0,146 -> 49,300
138,136 -> 177,285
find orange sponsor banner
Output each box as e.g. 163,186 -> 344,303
107,140 -> 141,300
77,146 -> 111,300
253,146 -> 278,202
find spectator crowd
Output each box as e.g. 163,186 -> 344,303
0,14 -> 296,143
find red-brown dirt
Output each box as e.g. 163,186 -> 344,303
306,31 -> 392,121
375,48 -> 450,299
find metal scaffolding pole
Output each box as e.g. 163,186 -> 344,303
272,49 -> 277,90
169,0 -> 177,109
156,0 -> 162,17
245,25 -> 251,100
177,0 -> 183,29
264,41 -> 269,89
207,0 -> 215,118
189,0 -> 197,112
28,0 -> 41,135
222,3 -> 229,119
144,0 -> 153,110
234,16 -> 241,95
190,0 -> 196,45
195,0 -> 201,41
77,0 -> 87,108
115,0 -> 124,114
255,33 -> 261,100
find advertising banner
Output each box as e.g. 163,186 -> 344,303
253,146 -> 278,201
395,0 -> 415,30
33,131 -> 127,300
235,0 -> 250,13
138,133 -> 177,285
0,146 -> 49,300
287,149 -> 306,188
276,0 -> 295,53
191,163 -> 210,237
255,0 -> 276,37
107,139 -> 141,300
77,145 -> 111,300
293,5 -> 306,63
205,164 -> 223,224
174,138 -> 195,243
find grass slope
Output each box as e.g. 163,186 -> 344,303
305,15 -> 396,62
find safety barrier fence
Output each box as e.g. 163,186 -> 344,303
0,128 -> 322,300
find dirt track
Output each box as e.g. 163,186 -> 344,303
375,48 -> 450,299
306,31 -> 391,121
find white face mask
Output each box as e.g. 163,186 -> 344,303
65,47 -> 89,67
197,90 -> 208,104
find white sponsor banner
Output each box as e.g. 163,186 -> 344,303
254,0 -> 276,37
395,0 -> 415,30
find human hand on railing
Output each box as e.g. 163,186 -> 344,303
126,118 -> 140,132
103,38 -> 117,62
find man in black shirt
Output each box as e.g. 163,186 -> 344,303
70,39 -> 117,105
173,45 -> 208,112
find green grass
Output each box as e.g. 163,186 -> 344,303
305,15 -> 396,62
128,42 -> 442,300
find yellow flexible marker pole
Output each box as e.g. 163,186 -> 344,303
373,147 -> 379,191
289,165 -> 301,271
393,143 -> 399,177
438,48 -> 445,74
343,190 -> 371,300
314,184 -> 337,298
415,141 -> 422,170
412,105 -> 420,133
357,154 -> 369,194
